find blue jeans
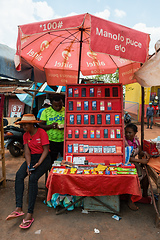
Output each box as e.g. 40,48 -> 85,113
15,154 -> 51,213
147,116 -> 153,128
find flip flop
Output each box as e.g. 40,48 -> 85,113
19,218 -> 34,229
6,211 -> 25,220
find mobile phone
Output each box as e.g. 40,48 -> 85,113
77,115 -> 81,124
92,101 -> 97,110
104,129 -> 108,138
29,167 -> 35,172
69,115 -> 74,124
90,88 -> 94,97
84,114 -> 89,124
74,88 -> 79,97
105,88 -> 110,97
81,88 -> 86,97
69,101 -> 73,110
97,114 -> 102,124
106,114 -> 110,124
68,88 -> 73,97
84,101 -> 89,110
90,115 -> 95,124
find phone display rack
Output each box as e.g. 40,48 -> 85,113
64,84 -> 125,165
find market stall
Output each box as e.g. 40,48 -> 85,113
46,83 -> 142,214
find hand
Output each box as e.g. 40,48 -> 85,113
143,151 -> 150,159
27,166 -> 31,175
33,162 -> 40,169
52,122 -> 58,129
139,158 -> 149,164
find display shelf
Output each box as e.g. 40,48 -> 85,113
64,83 -> 125,164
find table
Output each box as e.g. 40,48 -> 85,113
46,171 -> 142,207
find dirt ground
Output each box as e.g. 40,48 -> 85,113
0,123 -> 160,240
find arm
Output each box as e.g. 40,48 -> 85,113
39,120 -> 58,130
24,144 -> 31,175
33,144 -> 50,169
129,156 -> 149,165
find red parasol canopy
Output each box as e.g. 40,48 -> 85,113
15,13 -> 150,86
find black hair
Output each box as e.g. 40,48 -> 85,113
125,123 -> 138,133
51,94 -> 62,102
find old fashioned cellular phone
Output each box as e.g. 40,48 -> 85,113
90,115 -> 95,124
97,114 -> 102,124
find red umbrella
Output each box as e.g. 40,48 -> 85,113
15,13 -> 150,86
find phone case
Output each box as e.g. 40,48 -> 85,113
90,115 -> 95,124
97,114 -> 102,124
77,115 -> 81,124
69,101 -> 73,110
81,88 -> 86,97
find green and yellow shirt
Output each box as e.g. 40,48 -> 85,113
40,106 -> 65,142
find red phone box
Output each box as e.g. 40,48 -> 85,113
143,140 -> 159,156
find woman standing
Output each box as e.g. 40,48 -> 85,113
6,114 -> 51,229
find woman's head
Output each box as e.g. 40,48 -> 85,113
125,123 -> 138,141
15,114 -> 41,131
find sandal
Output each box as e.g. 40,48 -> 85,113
19,218 -> 34,229
6,211 -> 25,220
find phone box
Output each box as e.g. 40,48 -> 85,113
90,130 -> 95,138
73,144 -> 78,153
77,101 -> 81,110
74,88 -> 79,97
100,101 -> 105,111
77,115 -> 81,124
107,102 -> 112,110
115,115 -> 120,124
96,130 -> 100,138
68,144 -> 73,153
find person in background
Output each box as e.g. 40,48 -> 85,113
6,114 -> 51,229
124,111 -> 131,125
37,99 -> 51,120
39,94 -> 65,164
146,102 -> 154,129
125,123 -> 150,210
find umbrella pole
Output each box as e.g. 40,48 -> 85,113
77,28 -> 84,84
30,82 -> 37,113
141,86 -> 144,149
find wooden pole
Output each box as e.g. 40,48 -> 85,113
141,86 -> 144,149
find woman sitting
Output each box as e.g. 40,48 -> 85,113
125,123 -> 150,210
6,114 -> 51,229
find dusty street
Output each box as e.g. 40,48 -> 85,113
0,123 -> 160,240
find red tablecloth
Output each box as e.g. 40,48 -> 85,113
46,171 -> 142,202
